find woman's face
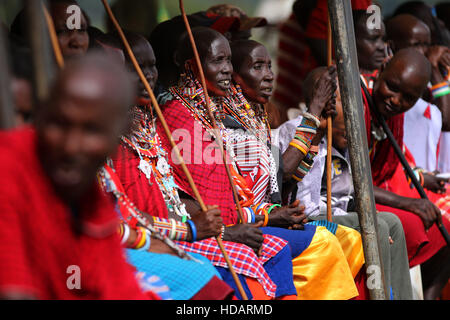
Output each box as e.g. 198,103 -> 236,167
235,44 -> 274,103
51,3 -> 89,59
356,20 -> 386,72
202,37 -> 233,93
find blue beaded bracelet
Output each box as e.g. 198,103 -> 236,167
186,219 -> 197,242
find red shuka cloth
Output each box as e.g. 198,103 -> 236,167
158,99 -> 238,225
110,143 -> 169,219
361,86 -> 450,267
0,127 -> 158,300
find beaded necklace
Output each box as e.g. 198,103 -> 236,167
122,106 -> 190,222
98,164 -> 197,261
222,84 -> 271,145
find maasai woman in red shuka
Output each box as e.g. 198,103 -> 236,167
159,27 -> 360,300
360,50 -> 450,283
101,31 -> 296,300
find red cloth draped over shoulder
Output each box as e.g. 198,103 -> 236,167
157,98 -> 238,225
109,143 -> 169,219
361,83 -> 405,186
360,82 -> 449,267
375,147 -> 450,267
0,127 -> 157,300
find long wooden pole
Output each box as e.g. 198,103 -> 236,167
101,0 -> 248,300
178,0 -> 246,226
42,3 -> 64,69
326,9 -> 333,222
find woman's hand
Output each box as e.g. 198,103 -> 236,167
268,200 -> 307,229
222,221 -> 264,253
190,205 -> 223,241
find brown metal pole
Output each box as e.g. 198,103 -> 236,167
327,0 -> 387,300
326,9 -> 333,222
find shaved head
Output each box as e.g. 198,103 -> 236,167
373,48 -> 431,118
37,52 -> 135,202
386,14 -> 431,54
230,39 -> 262,72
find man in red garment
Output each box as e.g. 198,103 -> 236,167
0,53 -> 159,300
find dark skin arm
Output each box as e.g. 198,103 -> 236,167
282,66 -> 337,181
373,185 -> 442,230
426,46 -> 450,131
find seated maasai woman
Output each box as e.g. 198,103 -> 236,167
227,39 -> 365,299
98,31 -> 236,300
100,31 -> 298,300
158,26 -> 360,300
360,48 -> 450,300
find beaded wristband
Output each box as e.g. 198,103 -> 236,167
262,210 -> 269,227
431,82 -> 450,99
302,112 -> 321,128
186,219 -> 197,242
220,225 -> 225,241
289,140 -> 309,155
169,219 -> 177,240
137,228 -> 149,249
152,216 -> 189,241
138,230 -> 152,251
120,223 -> 130,245
130,227 -> 144,248
267,204 -> 281,214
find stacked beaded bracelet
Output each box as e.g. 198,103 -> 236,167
293,146 -> 319,182
152,216 -> 189,242
289,113 -> 320,156
127,227 -> 152,250
220,225 -> 225,240
431,82 -> 450,99
119,222 -> 131,245
186,219 -> 197,242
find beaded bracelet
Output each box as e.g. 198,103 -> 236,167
262,210 -> 269,227
152,216 -> 189,241
138,230 -> 152,251
302,112 -> 321,128
130,227 -> 144,248
186,219 -> 197,242
267,204 -> 281,214
431,82 -> 450,99
220,225 -> 225,241
120,223 -> 130,245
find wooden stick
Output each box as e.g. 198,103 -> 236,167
42,3 -> 64,69
178,0 -> 249,300
178,0 -> 246,226
326,10 -> 333,222
101,0 -> 248,300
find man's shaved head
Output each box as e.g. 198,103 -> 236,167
386,14 -> 431,54
373,47 -> 431,118
37,52 -> 135,202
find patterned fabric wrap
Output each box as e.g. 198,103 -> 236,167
176,234 -> 288,298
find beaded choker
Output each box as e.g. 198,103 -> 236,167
122,106 -> 190,222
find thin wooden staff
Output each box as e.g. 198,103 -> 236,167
326,9 -> 333,222
178,0 -> 246,227
42,3 -> 64,69
101,0 -> 248,300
